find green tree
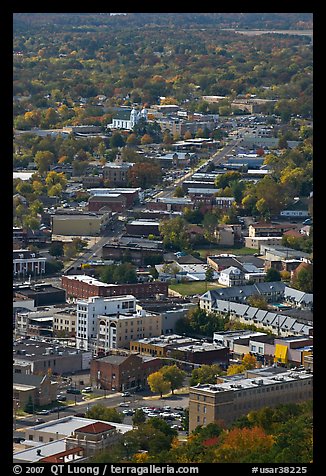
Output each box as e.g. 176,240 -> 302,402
247,294 -> 269,310
264,268 -> 281,282
160,365 -> 186,395
190,364 -> 223,386
132,409 -> 146,427
49,241 -> 64,258
173,186 -> 184,197
24,395 -> 34,414
45,259 -> 64,275
205,267 -> 214,282
86,404 -> 123,423
34,150 -> 55,175
292,265 -> 313,293
110,132 -> 125,148
159,217 -> 190,252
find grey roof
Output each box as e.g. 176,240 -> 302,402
280,316 -> 297,331
229,301 -> 249,315
176,255 -> 204,264
96,355 -> 130,365
263,245 -> 311,260
284,309 -> 313,324
284,286 -> 313,305
253,281 -> 286,294
13,439 -> 66,463
232,337 -> 250,346
13,373 -> 45,386
254,309 -> 268,323
244,306 -> 259,319
202,281 -> 285,305
262,312 -> 279,326
113,109 -> 132,120
221,266 -> 242,275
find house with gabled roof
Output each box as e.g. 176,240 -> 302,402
65,421 -> 120,456
13,372 -> 58,409
218,266 -> 244,287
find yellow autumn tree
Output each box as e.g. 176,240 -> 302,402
147,371 -> 170,397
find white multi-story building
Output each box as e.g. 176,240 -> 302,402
218,266 -> 244,287
76,295 -> 137,352
13,250 -> 46,278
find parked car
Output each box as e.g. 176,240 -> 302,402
66,388 -> 81,395
82,387 -> 93,393
36,409 -> 50,415
34,418 -> 45,425
119,402 -> 130,407
171,424 -> 183,430
57,395 -> 67,402
122,392 -> 131,397
13,436 -> 25,443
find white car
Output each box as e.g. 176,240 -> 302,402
82,387 -> 93,393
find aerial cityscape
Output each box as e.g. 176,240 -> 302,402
12,12 -> 313,468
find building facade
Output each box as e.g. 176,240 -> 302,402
189,367 -> 313,431
96,309 -> 162,353
52,212 -> 111,236
13,250 -> 46,278
61,275 -> 168,301
90,353 -> 163,391
76,295 -> 137,351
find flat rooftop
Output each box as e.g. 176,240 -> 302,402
63,275 -> 117,287
190,369 -> 312,394
25,416 -> 132,437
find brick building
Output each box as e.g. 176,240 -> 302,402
90,353 -> 163,391
61,275 -> 168,300
88,194 -> 127,213
101,243 -> 164,266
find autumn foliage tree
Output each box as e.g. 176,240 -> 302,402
127,162 -> 162,188
147,371 -> 170,397
227,353 -> 257,376
213,426 -> 274,463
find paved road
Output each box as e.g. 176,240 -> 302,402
153,138 -> 242,200
14,390 -> 189,435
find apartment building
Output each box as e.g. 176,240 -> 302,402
96,309 -> 162,354
189,367 -> 313,431
76,295 -> 137,351
76,294 -> 162,353
53,309 -> 77,337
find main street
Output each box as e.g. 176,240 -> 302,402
153,136 -> 243,200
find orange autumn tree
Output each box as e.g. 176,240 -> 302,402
227,353 -> 257,376
213,426 -> 274,463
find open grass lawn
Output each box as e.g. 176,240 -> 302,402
197,246 -> 259,258
169,281 -> 224,296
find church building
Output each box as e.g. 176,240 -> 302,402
107,107 -> 148,131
